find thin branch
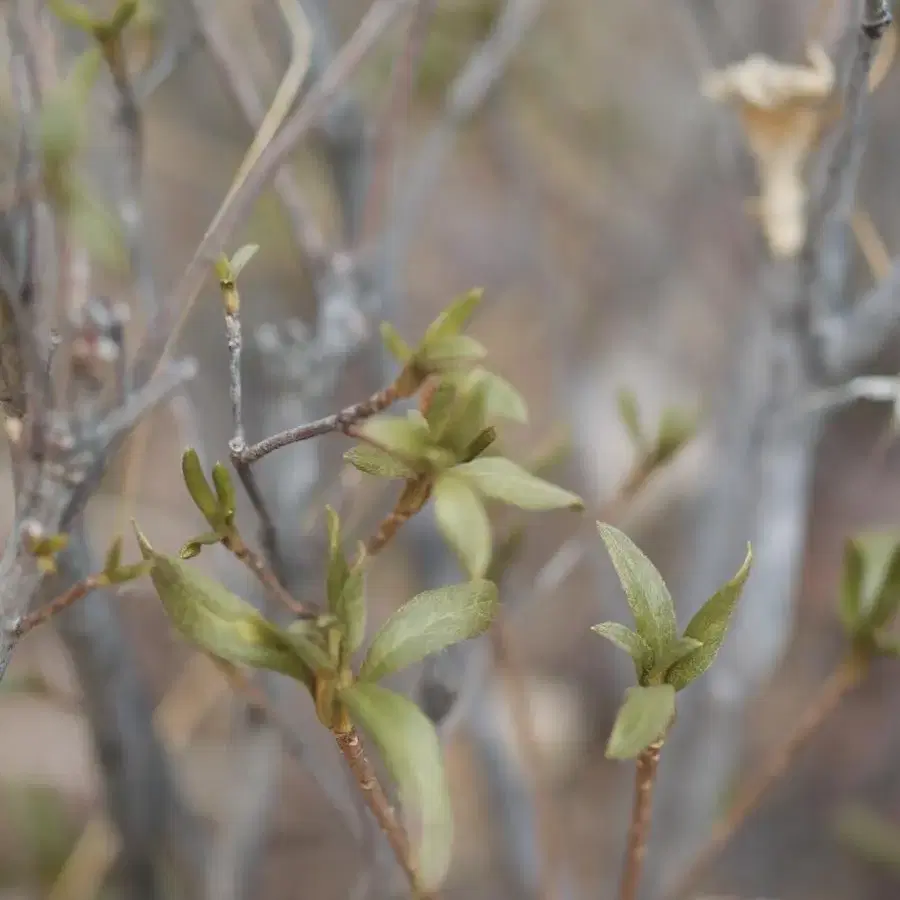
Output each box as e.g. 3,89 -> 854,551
807,0 -> 892,329
334,727 -> 433,899
10,570 -> 103,636
137,0 -> 416,380
663,654 -> 868,900
189,0 -> 329,275
225,530 -> 312,619
231,382 -> 408,464
620,739 -> 665,900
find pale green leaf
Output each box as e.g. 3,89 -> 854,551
359,415 -> 429,461
424,379 -> 460,438
339,547 -> 367,655
444,370 -> 490,456
181,448 -> 219,523
421,334 -> 487,369
840,538 -> 864,633
325,506 -> 349,614
229,243 -> 260,278
865,540 -> 900,632
380,322 -> 413,364
455,456 -> 583,510
617,387 -> 644,446
666,544 -> 752,691
606,684 -> 675,760
341,683 -> 453,892
481,370 -> 529,424
654,406 -> 698,465
344,444 -> 418,479
648,637 -> 703,680
591,622 -> 653,675
359,580 -> 498,682
433,473 -> 492,579
133,523 -> 318,687
597,523 -> 677,660
423,287 -> 483,344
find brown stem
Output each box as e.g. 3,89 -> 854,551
12,574 -> 103,636
664,654 -> 868,900
226,533 -> 311,619
334,727 -> 434,898
364,477 -> 432,558
233,381 -> 406,465
620,738 -> 664,900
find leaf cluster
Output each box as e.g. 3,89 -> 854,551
132,507 -> 499,892
348,291 -> 583,577
593,524 -> 753,759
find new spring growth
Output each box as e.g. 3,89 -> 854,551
839,532 -> 900,658
593,524 -> 753,759
215,244 -> 260,316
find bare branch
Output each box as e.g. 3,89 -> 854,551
189,0 -> 330,275
137,0 -> 415,378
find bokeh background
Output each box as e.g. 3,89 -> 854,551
4,1 -> 900,898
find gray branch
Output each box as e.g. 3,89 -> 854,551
649,4 -> 897,893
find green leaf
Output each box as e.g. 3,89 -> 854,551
104,561 -> 152,584
380,322 -> 413,364
339,548 -> 368,656
104,536 -> 123,574
424,379 -> 460,438
666,544 -> 753,691
840,538 -> 865,632
340,683 -> 453,892
454,456 -> 583,510
433,473 -> 492,579
181,448 -> 219,524
865,540 -> 900,632
420,334 -> 487,368
179,532 -> 221,559
480,370 -> 529,424
597,523 -> 678,660
606,684 -> 675,759
423,287 -> 483,344
132,523 -> 319,687
358,415 -> 429,461
325,506 -> 350,615
229,243 -> 260,278
211,463 -> 236,522
591,622 -> 653,675
654,406 -> 698,465
344,444 -> 418,479
648,637 -> 703,680
617,387 -> 644,447
359,579 -> 498,682
443,370 -> 490,456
